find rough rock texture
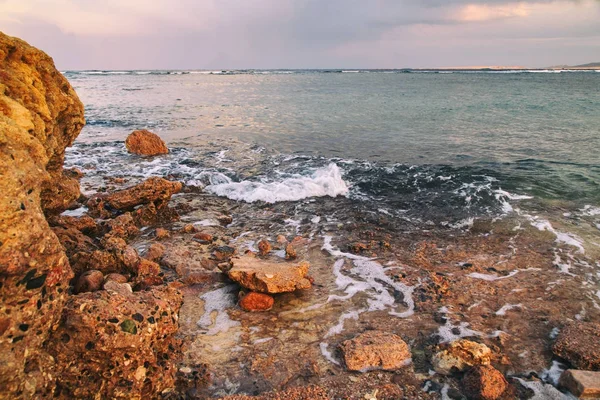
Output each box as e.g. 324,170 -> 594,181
0,32 -> 83,397
228,255 -> 312,294
145,243 -> 166,262
220,385 -> 329,400
48,286 -> 183,399
339,331 -> 412,372
432,339 -> 492,375
86,177 -> 182,219
462,365 -> 508,400
553,322 -> 600,371
559,369 -> 600,398
125,129 -> 169,156
239,292 -> 275,312
0,33 -> 85,216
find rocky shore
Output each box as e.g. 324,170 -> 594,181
2,32 -> 600,399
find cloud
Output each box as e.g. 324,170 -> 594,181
0,0 -> 598,69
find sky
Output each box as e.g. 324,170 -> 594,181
0,0 -> 599,70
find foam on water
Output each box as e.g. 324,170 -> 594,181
515,378 -> 575,400
206,163 -> 349,203
197,285 -> 240,336
61,206 -> 88,217
495,303 -> 522,316
530,218 -> 585,253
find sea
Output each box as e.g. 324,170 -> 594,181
61,69 -> 600,396
63,69 -> 600,225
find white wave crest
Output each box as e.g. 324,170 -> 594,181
205,163 -> 349,203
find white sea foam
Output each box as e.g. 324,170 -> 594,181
495,303 -> 522,316
542,360 -> 567,386
437,320 -> 482,343
206,163 -> 349,203
61,206 -> 88,217
580,205 -> 600,216
467,270 -> 520,281
515,378 -> 575,399
530,218 -> 585,253
197,285 -> 240,336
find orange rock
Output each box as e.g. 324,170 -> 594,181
155,228 -> 170,239
285,243 -> 297,260
239,292 -> 275,312
181,224 -> 197,234
339,331 -> 412,372
228,255 -> 311,294
462,365 -> 508,400
193,232 -> 213,243
125,129 -> 169,156
258,239 -> 272,256
553,322 -> 600,370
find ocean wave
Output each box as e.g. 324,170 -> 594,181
205,163 -> 349,203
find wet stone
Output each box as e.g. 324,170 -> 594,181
239,292 -> 274,312
339,331 -> 412,372
432,339 -> 492,375
228,255 -> 311,294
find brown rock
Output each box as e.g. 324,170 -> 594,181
462,365 -> 508,400
432,339 -> 492,375
553,322 -> 600,370
213,246 -> 237,261
228,255 -> 312,294
285,243 -> 297,259
49,214 -> 97,234
155,227 -> 170,239
103,212 -> 139,238
339,331 -> 412,372
217,214 -> 233,226
104,273 -> 128,284
74,270 -> 104,293
239,292 -> 275,312
193,232 -> 214,244
258,239 -> 272,256
0,32 -> 82,397
48,286 -> 183,399
145,243 -> 166,262
559,369 -> 600,398
86,177 -> 182,218
125,129 -> 169,156
51,224 -> 97,257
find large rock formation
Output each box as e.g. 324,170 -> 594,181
0,32 -> 83,397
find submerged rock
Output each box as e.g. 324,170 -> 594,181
339,331 -> 412,372
0,32 -> 83,397
462,365 -> 508,400
553,322 -> 600,370
125,129 -> 169,156
228,255 -> 312,293
432,339 -> 492,375
239,292 -> 275,312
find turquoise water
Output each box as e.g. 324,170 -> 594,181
65,70 -> 600,205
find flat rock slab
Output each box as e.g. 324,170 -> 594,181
339,331 -> 412,372
228,255 -> 311,293
560,370 -> 600,398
